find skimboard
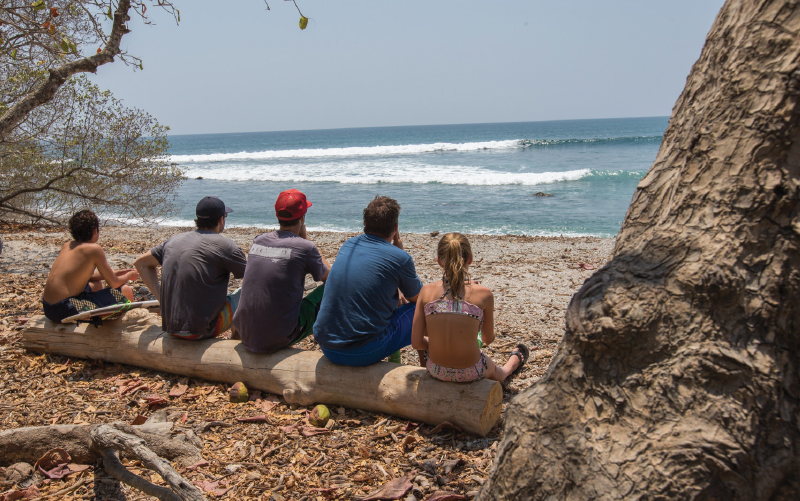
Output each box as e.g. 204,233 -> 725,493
62,300 -> 159,325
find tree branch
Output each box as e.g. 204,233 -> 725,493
91,424 -> 207,501
0,0 -> 132,140
102,449 -> 183,501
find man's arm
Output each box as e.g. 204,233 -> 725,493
90,245 -> 139,288
134,251 -> 162,301
320,255 -> 331,283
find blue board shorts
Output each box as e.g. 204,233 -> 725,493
42,284 -> 129,323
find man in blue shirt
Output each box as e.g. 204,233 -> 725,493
314,196 -> 423,366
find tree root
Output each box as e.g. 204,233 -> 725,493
0,422 -> 207,501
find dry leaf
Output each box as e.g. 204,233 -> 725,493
235,415 -> 269,423
423,492 -> 467,501
130,415 -> 147,425
168,383 -> 188,398
34,448 -> 70,471
357,476 -> 413,500
400,435 -> 416,452
144,395 -> 168,407
301,426 -> 330,437
430,421 -> 462,434
194,480 -> 230,496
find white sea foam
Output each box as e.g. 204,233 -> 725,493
169,140 -> 522,163
184,161 -> 592,186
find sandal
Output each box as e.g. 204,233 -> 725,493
509,344 -> 530,376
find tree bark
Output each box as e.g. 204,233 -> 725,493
0,422 -> 203,468
20,313 -> 503,436
481,0 -> 800,499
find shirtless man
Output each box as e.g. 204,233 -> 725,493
42,209 -> 138,323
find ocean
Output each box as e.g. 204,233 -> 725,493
165,117 -> 668,237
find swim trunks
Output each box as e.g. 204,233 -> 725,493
42,284 -> 129,323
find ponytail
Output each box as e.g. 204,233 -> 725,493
437,233 -> 473,298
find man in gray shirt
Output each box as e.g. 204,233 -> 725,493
233,189 -> 330,353
135,196 -> 247,339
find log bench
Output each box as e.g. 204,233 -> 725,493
19,311 -> 502,436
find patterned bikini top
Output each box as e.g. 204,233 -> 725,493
424,288 -> 484,327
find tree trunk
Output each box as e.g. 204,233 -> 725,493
20,313 -> 502,436
481,0 -> 800,499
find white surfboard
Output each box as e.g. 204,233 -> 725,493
61,300 -> 159,324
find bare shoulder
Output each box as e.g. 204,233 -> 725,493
419,281 -> 443,302
466,282 -> 494,306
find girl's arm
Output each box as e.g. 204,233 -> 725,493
411,291 -> 429,352
480,291 -> 496,345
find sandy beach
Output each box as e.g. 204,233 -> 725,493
0,225 -> 613,498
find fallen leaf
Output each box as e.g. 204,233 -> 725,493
235,415 -> 269,423
401,421 -> 419,432
184,460 -> 210,471
255,399 -> 278,413
423,492 -> 467,501
357,476 -> 413,500
34,448 -> 70,471
38,463 -> 72,479
300,426 -> 331,437
441,459 -> 463,475
278,425 -> 298,434
130,415 -> 147,425
430,422 -> 462,434
400,435 -> 416,452
144,395 -> 168,408
577,262 -> 595,270
168,383 -> 187,398
194,480 -> 230,496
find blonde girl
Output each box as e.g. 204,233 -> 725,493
411,233 -> 528,383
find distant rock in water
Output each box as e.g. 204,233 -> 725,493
195,176 -> 203,180
533,192 -> 554,197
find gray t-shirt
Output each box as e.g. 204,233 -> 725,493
232,231 -> 328,353
151,230 -> 246,336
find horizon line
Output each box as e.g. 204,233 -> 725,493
166,115 -> 670,138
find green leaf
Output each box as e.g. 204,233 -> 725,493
31,0 -> 46,11
138,61 -> 143,70
11,49 -> 17,60
299,16 -> 308,30
176,9 -> 180,22
107,6 -> 113,20
60,39 -> 69,52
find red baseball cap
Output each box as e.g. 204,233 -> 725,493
275,189 -> 312,220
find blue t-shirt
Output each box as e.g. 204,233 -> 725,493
314,233 -> 423,350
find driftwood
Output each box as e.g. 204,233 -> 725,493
0,422 -> 205,501
0,421 -> 202,468
92,424 -> 206,501
20,312 -> 503,436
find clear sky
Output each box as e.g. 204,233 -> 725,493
89,0 -> 726,135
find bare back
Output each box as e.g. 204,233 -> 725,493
43,242 -> 104,304
420,280 -> 494,369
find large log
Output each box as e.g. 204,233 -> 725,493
20,312 -> 502,436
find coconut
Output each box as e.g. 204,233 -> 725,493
228,382 -> 249,403
309,404 -> 330,427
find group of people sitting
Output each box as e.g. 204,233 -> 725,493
41,191 -> 528,384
